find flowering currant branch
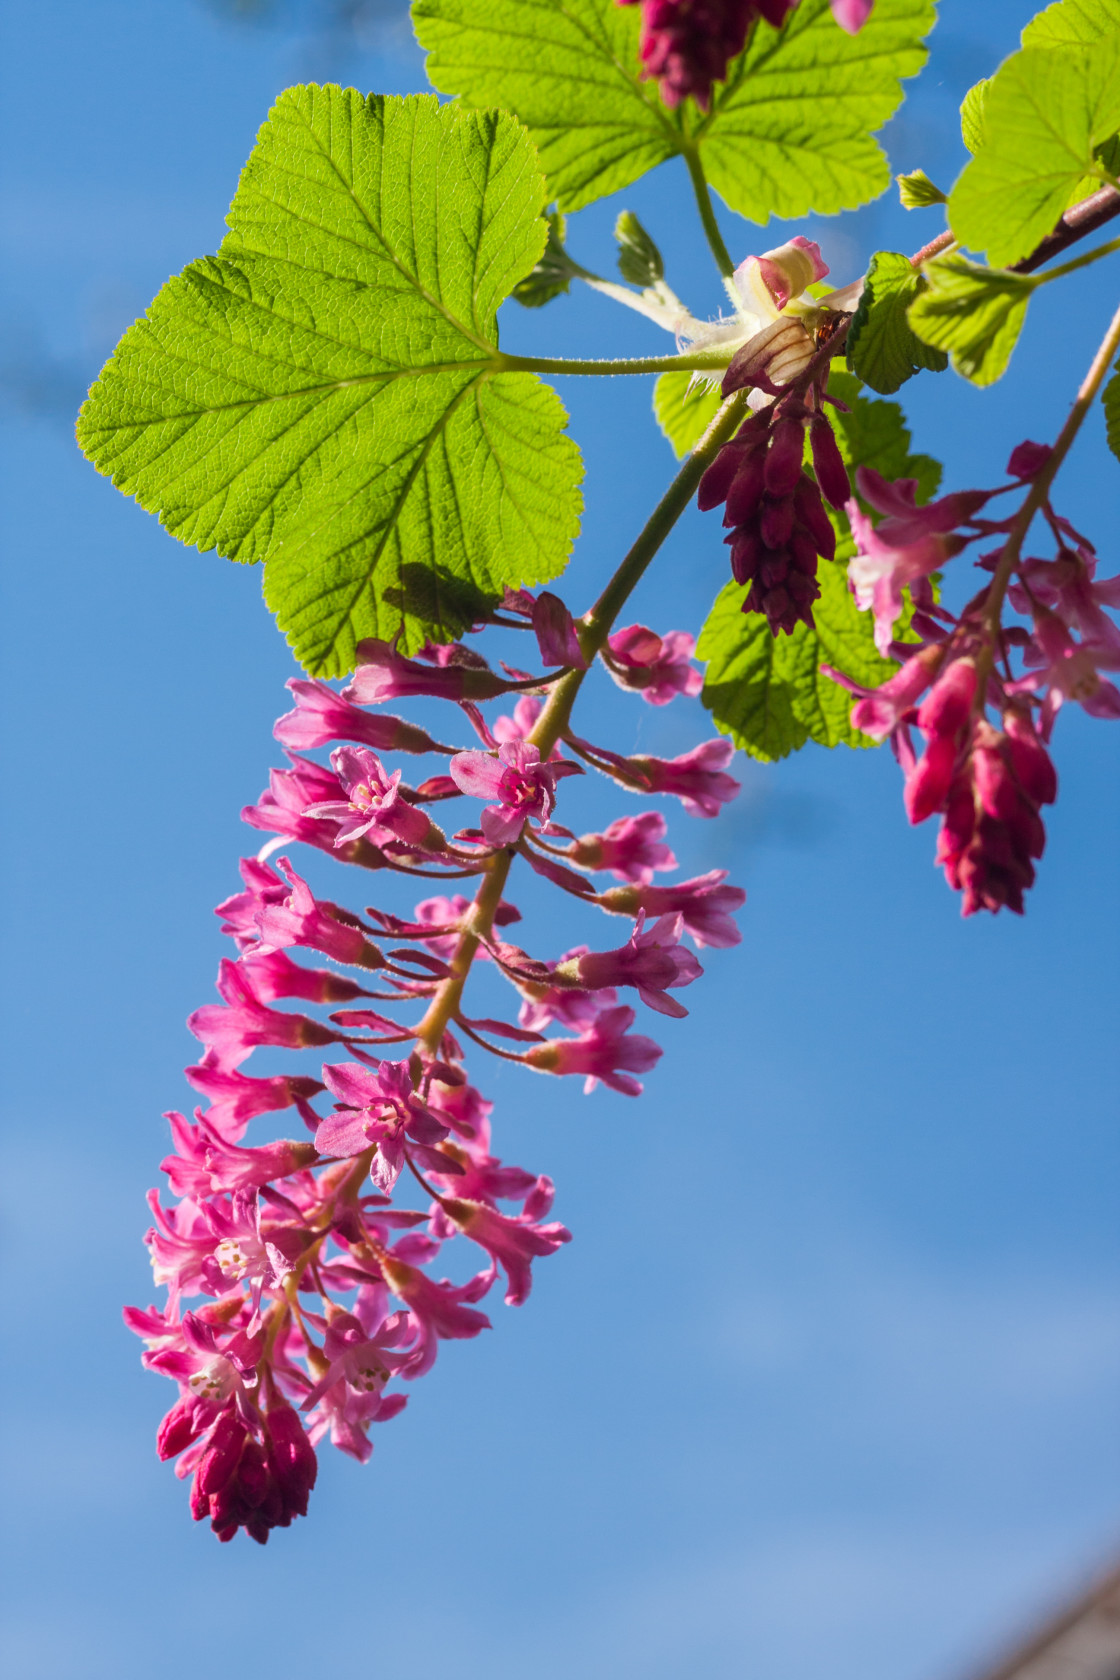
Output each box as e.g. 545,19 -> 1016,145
80,0 -> 1120,1548
128,393 -> 751,1543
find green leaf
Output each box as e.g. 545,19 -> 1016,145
907,255 -> 1038,385
1022,0 -> 1120,45
77,89 -> 583,676
960,78 -> 991,153
687,0 -> 935,222
614,210 -> 664,288
414,0 -> 934,220
653,371 -> 722,459
699,373 -> 941,761
948,40 -> 1120,265
512,208 -> 575,307
896,168 -> 947,207
1103,360 -> 1120,461
846,250 -> 949,394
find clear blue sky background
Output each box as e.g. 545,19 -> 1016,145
1,3 -> 1118,1677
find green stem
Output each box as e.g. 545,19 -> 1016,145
504,350 -> 730,377
413,388 -> 752,1056
681,145 -> 736,280
1037,232 -> 1120,284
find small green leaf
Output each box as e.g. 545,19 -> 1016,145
414,0 -> 934,221
907,255 -> 1038,386
846,250 -> 949,394
949,41 -> 1120,266
614,210 -> 664,288
699,372 -> 940,761
896,167 -> 947,207
960,78 -> 991,153
1103,360 -> 1120,460
77,89 -> 583,675
653,371 -> 722,459
1022,0 -> 1120,45
512,208 -> 576,307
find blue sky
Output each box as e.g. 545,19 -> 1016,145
1,3 -> 1118,1677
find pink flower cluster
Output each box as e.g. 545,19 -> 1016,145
128,605 -> 744,1541
826,447 -> 1120,914
618,0 -> 872,110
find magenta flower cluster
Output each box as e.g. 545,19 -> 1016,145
828,448 -> 1120,915
618,0 -> 873,112
127,602 -> 744,1542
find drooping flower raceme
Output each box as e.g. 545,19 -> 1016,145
127,605 -> 744,1542
822,443 -> 1120,916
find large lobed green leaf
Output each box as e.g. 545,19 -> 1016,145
1023,0 -> 1120,44
77,88 -> 583,675
698,373 -> 940,761
414,0 -> 934,223
949,39 -> 1120,266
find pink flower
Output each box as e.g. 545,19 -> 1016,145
216,858 -> 289,950
568,812 -> 678,882
373,1245 -> 492,1378
605,624 -> 703,705
1018,609 -> 1120,735
449,741 -> 582,846
438,1197 -> 571,1305
345,640 -> 507,705
829,0 -> 872,31
518,947 -> 619,1034
183,1067 -> 325,1141
242,754 -> 385,862
597,869 -> 746,948
303,746 -> 441,850
188,958 -> 342,1072
239,947 -> 369,1006
253,857 -> 383,969
524,1004 -> 662,1095
314,1059 -> 452,1191
630,738 -> 741,818
532,592 -> 587,669
299,1306 -> 413,1410
161,1111 -> 317,1199
559,912 -> 703,1018
822,643 -> 944,742
737,235 -> 829,315
274,678 -> 443,755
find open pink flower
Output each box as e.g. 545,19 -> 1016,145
303,746 -> 440,850
438,1197 -> 571,1305
597,869 -> 746,948
557,913 -> 703,1018
568,811 -> 678,882
524,1004 -> 663,1095
605,624 -> 703,705
630,739 -> 741,818
253,857 -> 382,969
314,1059 -> 453,1191
450,740 -> 581,845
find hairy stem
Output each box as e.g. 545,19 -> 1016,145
505,350 -> 731,377
413,389 -> 752,1055
976,295 -> 1120,691
681,145 -> 736,280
